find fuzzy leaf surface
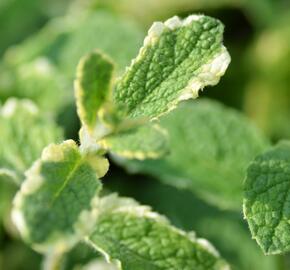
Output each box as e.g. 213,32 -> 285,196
113,15 -> 230,119
244,141 -> 290,254
12,140 -> 102,252
88,194 -> 229,270
115,99 -> 269,209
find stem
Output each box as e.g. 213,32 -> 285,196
42,251 -> 65,270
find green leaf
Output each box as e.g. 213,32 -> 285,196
12,140 -> 102,252
75,51 -> 114,131
105,172 -> 277,270
114,99 -> 269,210
88,194 -> 229,270
98,124 -> 169,160
113,15 -> 230,120
243,141 -> 290,255
14,58 -> 68,113
58,11 -> 144,78
0,98 -> 63,184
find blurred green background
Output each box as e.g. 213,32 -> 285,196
0,0 -> 289,269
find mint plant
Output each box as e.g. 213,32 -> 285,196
6,14 -> 233,269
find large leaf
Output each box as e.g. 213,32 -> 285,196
12,140 -> 102,252
243,141 -> 290,255
114,99 -> 269,210
106,170 -> 277,270
113,15 -> 230,120
88,194 -> 229,270
0,98 -> 63,184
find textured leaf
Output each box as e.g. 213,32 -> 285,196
105,172 -> 277,270
0,98 -> 63,184
12,140 -> 102,252
243,141 -> 290,255
75,51 -> 114,131
88,194 -> 229,270
114,99 -> 269,210
113,15 -> 230,120
98,124 -> 169,160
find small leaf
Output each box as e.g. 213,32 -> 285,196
243,141 -> 290,255
114,15 -> 230,120
98,124 -> 169,160
114,99 -> 269,210
0,98 -> 63,184
88,194 -> 229,270
75,51 -> 114,131
12,140 -> 102,252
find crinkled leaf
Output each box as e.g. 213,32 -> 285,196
114,99 -> 269,210
75,51 -> 114,131
113,15 -> 230,120
105,172 -> 277,270
98,124 -> 169,160
0,98 -> 63,184
243,141 -> 290,255
88,194 -> 229,270
12,140 -> 103,252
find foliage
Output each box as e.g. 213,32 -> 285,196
1,1 -> 290,270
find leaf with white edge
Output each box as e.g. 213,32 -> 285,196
98,124 -> 169,160
88,194 -> 229,270
113,15 -> 230,120
243,141 -> 290,255
75,51 -> 114,131
82,259 -> 118,270
114,99 -> 269,210
12,140 -> 102,252
0,98 -> 63,184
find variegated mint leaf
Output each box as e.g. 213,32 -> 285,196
75,51 -> 114,132
97,124 -> 169,160
87,194 -> 229,270
244,141 -> 290,255
0,98 -> 63,184
12,140 -> 102,252
113,15 -> 230,120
